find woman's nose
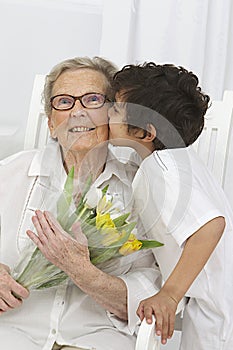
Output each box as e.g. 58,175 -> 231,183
73,98 -> 84,110
69,100 -> 86,116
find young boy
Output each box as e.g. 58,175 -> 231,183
108,63 -> 233,349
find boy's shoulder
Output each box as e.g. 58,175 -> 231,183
142,148 -> 193,171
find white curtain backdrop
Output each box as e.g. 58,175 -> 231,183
99,0 -> 233,207
100,0 -> 233,100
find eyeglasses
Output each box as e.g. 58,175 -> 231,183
50,93 -> 110,111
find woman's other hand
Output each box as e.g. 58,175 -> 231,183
0,263 -> 29,315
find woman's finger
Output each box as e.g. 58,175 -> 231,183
0,298 -> 12,312
0,264 -> 10,274
44,211 -> 69,238
31,215 -> 48,244
34,210 -> 55,239
26,229 -> 44,250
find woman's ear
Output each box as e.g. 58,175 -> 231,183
48,117 -> 57,138
144,123 -> 156,142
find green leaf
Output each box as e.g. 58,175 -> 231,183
57,166 -> 75,225
36,272 -> 68,289
101,185 -> 109,196
16,247 -> 40,285
141,240 -> 164,248
90,246 -> 119,264
71,175 -> 93,221
76,175 -> 93,210
118,222 -> 137,235
113,213 -> 130,227
64,166 -> 75,203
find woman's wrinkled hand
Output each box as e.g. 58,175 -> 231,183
0,263 -> 29,315
26,210 -> 90,277
136,290 -> 178,345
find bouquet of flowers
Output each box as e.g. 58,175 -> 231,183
12,168 -> 163,291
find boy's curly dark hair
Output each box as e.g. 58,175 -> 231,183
113,62 -> 210,150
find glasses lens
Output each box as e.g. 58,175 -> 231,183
51,95 -> 74,110
82,93 -> 105,108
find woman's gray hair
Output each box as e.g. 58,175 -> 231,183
43,56 -> 118,116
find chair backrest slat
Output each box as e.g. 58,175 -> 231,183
24,74 -> 48,150
192,90 -> 233,187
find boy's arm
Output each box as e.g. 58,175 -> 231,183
137,216 -> 225,344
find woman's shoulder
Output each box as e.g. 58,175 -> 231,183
0,149 -> 39,199
0,149 -> 38,171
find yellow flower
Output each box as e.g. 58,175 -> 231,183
96,212 -> 115,230
96,212 -> 122,246
119,234 -> 143,256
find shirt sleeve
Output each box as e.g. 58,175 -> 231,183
106,250 -> 162,335
133,152 -> 226,248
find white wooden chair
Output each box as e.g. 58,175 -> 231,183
192,90 -> 233,187
24,74 -> 49,150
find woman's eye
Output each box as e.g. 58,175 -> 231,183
59,98 -> 72,105
90,95 -> 99,101
85,94 -> 103,105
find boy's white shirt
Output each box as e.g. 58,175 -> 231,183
132,146 -> 233,348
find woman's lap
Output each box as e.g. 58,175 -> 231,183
52,344 -> 90,350
0,327 -> 41,350
0,332 -> 88,350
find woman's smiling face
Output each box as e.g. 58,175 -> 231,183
48,68 -> 109,154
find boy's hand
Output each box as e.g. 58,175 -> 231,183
137,290 -> 178,345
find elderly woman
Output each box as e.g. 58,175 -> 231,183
0,57 -> 160,350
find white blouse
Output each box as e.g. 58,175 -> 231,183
0,140 -> 161,350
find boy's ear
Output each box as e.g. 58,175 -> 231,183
48,117 -> 57,138
144,123 -> 156,142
